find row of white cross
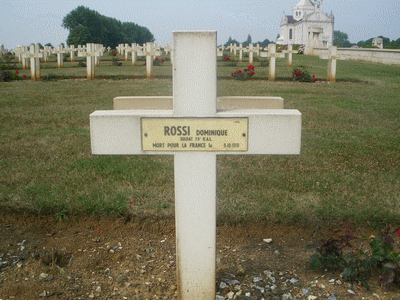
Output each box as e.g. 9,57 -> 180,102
10,41 -> 345,82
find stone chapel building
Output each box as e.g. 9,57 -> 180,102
277,0 -> 334,49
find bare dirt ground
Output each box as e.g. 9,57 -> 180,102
0,213 -> 399,300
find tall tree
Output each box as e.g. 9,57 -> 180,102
62,6 -> 154,48
333,30 -> 352,47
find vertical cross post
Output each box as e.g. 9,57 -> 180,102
173,31 -> 217,299
131,43 -> 138,66
138,42 -> 162,78
247,43 -> 257,64
21,46 -> 29,69
54,45 -> 65,68
124,43 -> 130,61
233,43 -> 237,57
261,44 -> 285,81
282,44 -> 298,66
238,43 -> 244,62
78,43 -> 99,80
319,46 -> 345,83
69,45 -> 76,62
22,44 -> 43,81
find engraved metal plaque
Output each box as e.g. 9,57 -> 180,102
141,118 -> 248,152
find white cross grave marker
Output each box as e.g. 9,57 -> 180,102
90,31 -> 301,299
130,43 -> 139,66
22,44 -> 43,81
247,43 -> 258,64
236,43 -> 246,62
282,44 -> 298,67
260,44 -> 285,81
54,45 -> 66,68
319,46 -> 346,83
68,45 -> 77,62
123,43 -> 130,61
78,43 -> 103,80
137,42 -> 162,78
19,46 -> 29,69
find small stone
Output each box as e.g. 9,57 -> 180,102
216,296 -> 225,300
290,278 -> 298,285
95,286 -> 101,292
39,291 -> 47,297
263,238 -> 273,243
347,290 -> 356,295
237,265 -> 245,276
328,295 -> 337,300
269,276 -> 276,283
253,277 -> 263,283
373,293 -> 380,298
17,262 -> 23,268
88,293 -> 95,299
335,280 -> 342,285
39,273 -> 49,279
308,296 -> 318,300
220,282 -> 227,289
274,250 -> 280,255
282,293 -> 293,300
226,291 -> 235,299
302,289 -> 311,296
318,283 -> 326,289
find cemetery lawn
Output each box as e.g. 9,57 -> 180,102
1,54 -> 400,227
1,54 -> 400,299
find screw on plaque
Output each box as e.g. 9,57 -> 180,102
242,133 -> 246,137
144,133 -> 148,137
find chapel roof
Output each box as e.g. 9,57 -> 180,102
285,15 -> 297,23
295,0 -> 314,7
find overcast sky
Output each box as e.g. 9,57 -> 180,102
1,0 -> 399,49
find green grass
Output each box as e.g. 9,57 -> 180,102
1,52 -> 399,226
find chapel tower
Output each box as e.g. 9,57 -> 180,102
277,0 -> 334,49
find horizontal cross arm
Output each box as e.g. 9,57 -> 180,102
90,109 -> 301,155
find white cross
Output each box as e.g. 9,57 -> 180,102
123,43 -> 130,61
247,43 -> 258,64
68,45 -> 77,62
17,46 -> 30,69
282,44 -> 298,66
260,44 -> 285,81
319,46 -> 346,82
236,43 -> 246,62
90,31 -> 301,299
42,46 -> 52,63
137,42 -> 162,78
53,45 -> 66,68
22,44 -> 43,81
77,43 -> 103,80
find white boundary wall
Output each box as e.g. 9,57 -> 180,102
312,47 -> 400,65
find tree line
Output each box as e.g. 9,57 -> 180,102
333,31 -> 400,49
62,6 -> 154,48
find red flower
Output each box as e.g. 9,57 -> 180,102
297,71 -> 301,75
292,74 -> 295,78
250,71 -> 255,77
23,74 -> 26,78
161,58 -> 164,63
247,65 -> 254,71
397,229 -> 400,237
15,71 -> 19,74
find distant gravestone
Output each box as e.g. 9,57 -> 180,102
319,46 -> 346,82
42,46 -> 52,63
123,43 -> 130,61
22,44 -> 43,81
19,46 -> 29,69
131,43 -> 139,66
237,43 -> 245,62
0,44 -> 5,56
54,45 -> 66,68
90,30 -> 301,300
247,43 -> 258,64
137,42 -> 162,78
260,44 -> 285,81
78,43 -> 103,80
68,45 -> 76,62
282,44 -> 298,66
